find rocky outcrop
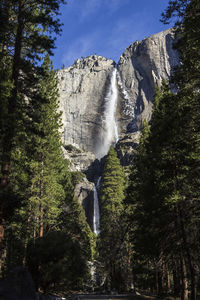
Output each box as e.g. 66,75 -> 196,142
118,29 -> 179,133
74,177 -> 94,228
62,145 -> 101,229
57,55 -> 115,154
115,132 -> 140,166
58,29 -> 179,160
57,29 -> 180,229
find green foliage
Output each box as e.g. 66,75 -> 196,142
71,171 -> 86,186
128,4 -> 200,288
100,147 -> 126,215
160,0 -> 191,26
128,59 -> 200,297
0,0 -> 93,293
98,147 -> 131,290
27,231 -> 90,292
24,55 -> 67,235
1,54 -> 93,292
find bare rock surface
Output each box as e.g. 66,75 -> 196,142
57,55 -> 115,154
57,29 -> 180,227
118,28 -> 179,133
58,29 -> 179,163
62,145 -> 100,228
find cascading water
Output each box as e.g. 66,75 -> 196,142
93,177 -> 101,235
95,67 -> 119,159
93,68 -> 120,234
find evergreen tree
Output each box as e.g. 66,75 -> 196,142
2,54 -> 69,270
129,79 -> 200,299
0,0 -> 66,260
0,0 -> 66,187
160,2 -> 200,299
127,2 -> 200,298
98,147 -> 127,290
4,56 -> 93,291
25,54 -> 67,238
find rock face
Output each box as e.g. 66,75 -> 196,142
57,29 -> 179,159
118,29 -> 179,133
57,55 -> 115,154
57,29 -> 179,228
62,145 -> 101,230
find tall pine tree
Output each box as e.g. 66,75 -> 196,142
0,0 -> 66,260
98,147 -> 127,290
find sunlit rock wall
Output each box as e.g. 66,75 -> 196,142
57,55 -> 115,154
118,28 -> 179,134
58,29 -> 179,159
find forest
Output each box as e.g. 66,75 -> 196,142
0,0 -> 199,299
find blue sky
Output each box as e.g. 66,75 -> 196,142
53,0 -> 171,69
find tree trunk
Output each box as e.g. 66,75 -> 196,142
166,265 -> 171,293
173,267 -> 180,296
39,204 -> 43,238
39,159 -> 44,238
178,205 -> 196,300
0,1 -> 25,266
180,255 -> 189,300
1,0 -> 25,189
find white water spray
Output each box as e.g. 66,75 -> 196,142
93,177 -> 101,235
95,68 -> 119,159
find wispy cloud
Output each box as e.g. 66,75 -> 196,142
80,0 -> 101,20
79,0 -> 130,20
53,0 -> 169,69
106,0 -> 130,13
100,11 -> 152,61
61,34 -> 99,67
60,10 -> 152,67
57,2 -> 162,68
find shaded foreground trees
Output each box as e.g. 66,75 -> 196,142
0,0 -> 66,262
127,1 -> 200,299
0,0 -> 93,292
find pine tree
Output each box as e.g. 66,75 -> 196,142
98,146 -> 127,290
4,56 -> 93,289
24,55 -> 67,238
0,0 -> 66,187
128,79 -> 200,298
127,2 -> 200,297
160,2 -> 200,299
0,0 -> 66,260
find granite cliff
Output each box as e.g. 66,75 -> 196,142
57,29 -> 179,229
57,29 -> 179,160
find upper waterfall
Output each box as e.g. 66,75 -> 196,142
95,67 -> 119,159
58,30 -> 179,158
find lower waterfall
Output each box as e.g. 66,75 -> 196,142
93,177 -> 101,235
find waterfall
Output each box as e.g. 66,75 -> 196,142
93,68 -> 119,234
95,67 -> 119,159
93,177 -> 101,235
